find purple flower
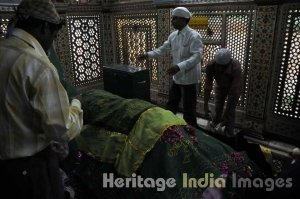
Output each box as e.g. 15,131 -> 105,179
160,126 -> 184,144
184,125 -> 199,145
230,152 -> 245,163
220,161 -> 230,174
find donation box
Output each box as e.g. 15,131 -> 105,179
103,64 -> 150,101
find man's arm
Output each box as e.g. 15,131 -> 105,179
147,35 -> 172,58
137,32 -> 174,61
203,63 -> 214,117
33,67 -> 83,143
229,60 -> 243,97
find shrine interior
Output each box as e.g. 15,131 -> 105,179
1,0 -> 300,198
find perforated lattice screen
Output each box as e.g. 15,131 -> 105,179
274,10 -> 300,119
0,17 -> 9,38
197,14 -> 222,43
226,14 -> 251,107
196,14 -> 222,64
115,14 -> 158,82
67,15 -> 102,86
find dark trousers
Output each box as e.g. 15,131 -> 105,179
0,146 -> 64,199
213,88 -> 239,135
167,81 -> 198,126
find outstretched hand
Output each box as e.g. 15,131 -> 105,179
203,104 -> 212,120
137,53 -> 148,61
51,142 -> 69,160
167,65 -> 180,76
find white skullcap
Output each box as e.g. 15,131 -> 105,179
172,7 -> 192,19
214,48 -> 232,65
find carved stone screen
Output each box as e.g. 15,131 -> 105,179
265,5 -> 300,142
274,10 -> 300,119
115,13 -> 158,83
0,17 -> 8,37
0,13 -> 13,38
67,15 -> 102,86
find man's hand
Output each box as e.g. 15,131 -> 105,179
70,94 -> 82,110
51,142 -> 69,160
137,53 -> 148,61
71,93 -> 82,102
203,103 -> 211,120
203,89 -> 212,119
167,65 -> 180,76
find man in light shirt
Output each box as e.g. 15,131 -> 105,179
0,0 -> 83,198
138,7 -> 203,129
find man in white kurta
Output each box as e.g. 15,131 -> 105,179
138,7 -> 203,128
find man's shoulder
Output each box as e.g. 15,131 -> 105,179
204,60 -> 216,73
187,26 -> 201,35
205,60 -> 216,68
232,59 -> 242,69
0,37 -> 7,44
169,30 -> 178,36
188,28 -> 201,37
9,44 -> 53,71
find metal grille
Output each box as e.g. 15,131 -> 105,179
67,15 -> 102,87
274,11 -> 300,119
115,14 -> 158,82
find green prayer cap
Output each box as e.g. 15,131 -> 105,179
17,0 -> 62,24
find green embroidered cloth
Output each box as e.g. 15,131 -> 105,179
75,89 -> 263,199
81,89 -> 156,134
77,106 -> 187,176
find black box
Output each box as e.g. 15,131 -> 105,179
103,64 -> 150,101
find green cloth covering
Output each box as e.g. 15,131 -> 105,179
76,125 -> 127,163
77,107 -> 186,176
77,90 -> 187,176
75,89 -> 263,199
135,126 -> 255,198
115,107 -> 186,176
81,89 -> 156,134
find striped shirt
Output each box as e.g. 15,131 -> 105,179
147,25 -> 203,85
0,28 -> 83,159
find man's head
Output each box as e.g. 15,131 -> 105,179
171,7 -> 192,30
214,48 -> 232,66
15,0 -> 64,52
17,0 -> 62,25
